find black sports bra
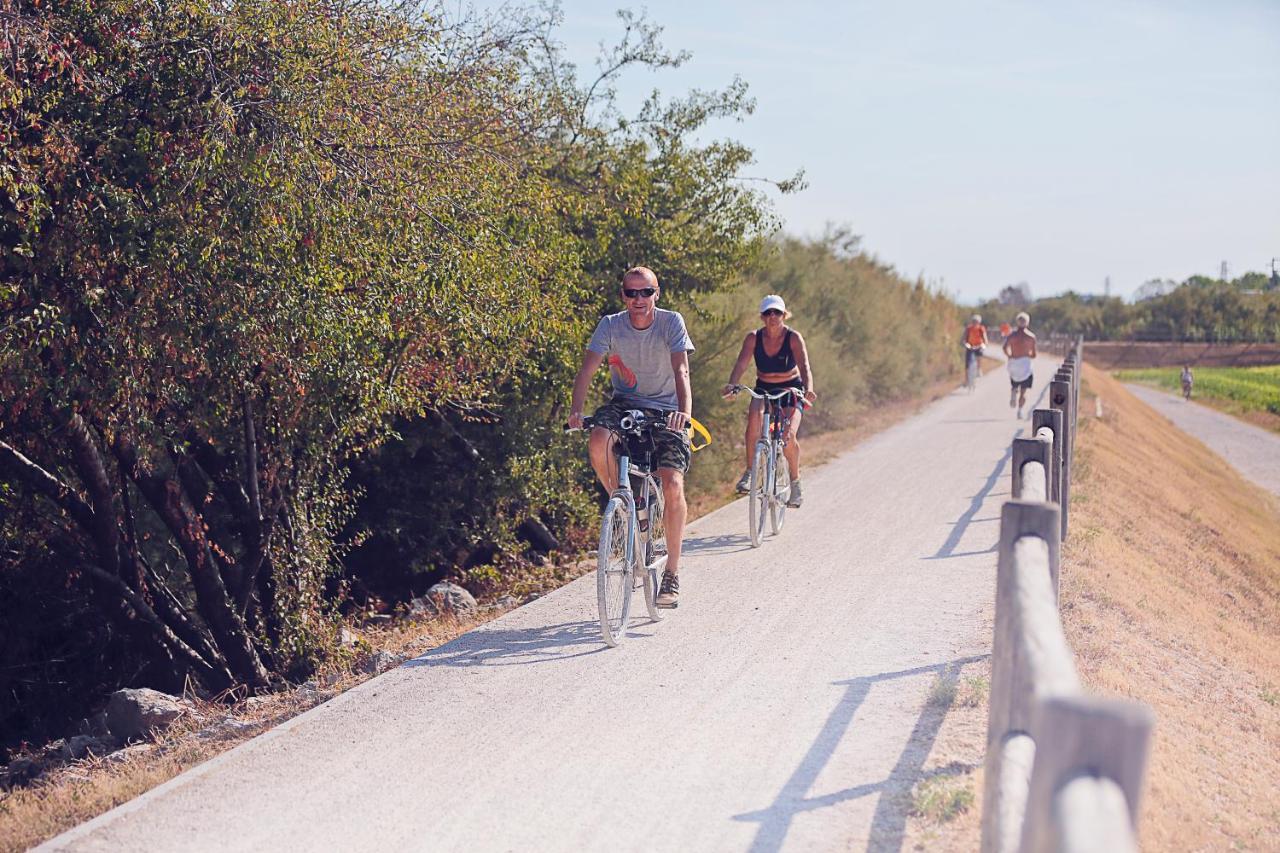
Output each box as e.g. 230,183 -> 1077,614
754,328 -> 796,374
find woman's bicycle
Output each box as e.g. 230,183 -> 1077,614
726,385 -> 805,548
566,411 -> 667,646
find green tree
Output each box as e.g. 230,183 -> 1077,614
0,0 -> 589,694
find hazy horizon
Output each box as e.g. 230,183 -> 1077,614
518,0 -> 1280,303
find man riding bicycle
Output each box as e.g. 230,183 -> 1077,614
722,294 -> 817,508
1002,311 -> 1037,418
569,266 -> 694,608
963,314 -> 988,365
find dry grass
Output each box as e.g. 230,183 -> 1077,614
901,657 -> 990,852
903,364 -> 1280,852
1061,366 -> 1280,852
0,608 -> 521,853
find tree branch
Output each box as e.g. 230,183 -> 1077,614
0,439 -> 96,531
113,432 -> 271,689
81,562 -> 229,689
60,410 -> 126,578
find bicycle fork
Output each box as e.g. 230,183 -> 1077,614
614,455 -> 638,571
759,409 -> 776,502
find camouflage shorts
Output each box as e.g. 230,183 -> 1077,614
591,400 -> 691,473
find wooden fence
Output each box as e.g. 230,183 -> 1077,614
980,340 -> 1156,853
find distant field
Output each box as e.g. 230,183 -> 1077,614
1114,365 -> 1280,419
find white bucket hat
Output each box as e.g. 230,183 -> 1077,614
759,294 -> 792,318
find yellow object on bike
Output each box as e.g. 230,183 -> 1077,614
687,417 -> 712,452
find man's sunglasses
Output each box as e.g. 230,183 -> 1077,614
761,309 -> 784,317
623,287 -> 657,299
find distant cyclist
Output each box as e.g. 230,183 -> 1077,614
963,314 -> 988,382
722,295 -> 817,508
569,266 -> 693,608
1181,365 -> 1194,400
1002,311 -> 1037,418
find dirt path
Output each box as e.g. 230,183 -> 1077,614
1123,384 -> 1280,498
42,357 -> 1060,853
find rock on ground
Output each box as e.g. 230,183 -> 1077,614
106,688 -> 189,740
410,581 -> 477,618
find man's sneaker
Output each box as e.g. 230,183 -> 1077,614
787,479 -> 803,508
734,470 -> 751,494
1016,406 -> 1024,420
655,571 -> 679,608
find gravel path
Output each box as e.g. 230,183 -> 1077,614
1124,384 -> 1280,498
42,358 -> 1060,853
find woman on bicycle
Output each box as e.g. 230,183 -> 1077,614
722,295 -> 817,507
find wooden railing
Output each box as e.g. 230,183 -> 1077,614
980,339 -> 1156,853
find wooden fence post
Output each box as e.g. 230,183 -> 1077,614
1012,438 -> 1050,501
981,501 -> 1062,853
1049,380 -> 1073,539
1031,408 -> 1062,504
1021,694 -> 1154,853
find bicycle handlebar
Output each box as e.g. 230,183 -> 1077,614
563,411 -> 673,434
723,384 -> 807,404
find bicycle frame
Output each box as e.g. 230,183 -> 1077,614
566,412 -> 667,644
728,385 -> 802,544
964,346 -> 981,390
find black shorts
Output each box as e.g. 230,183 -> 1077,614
1010,374 -> 1033,391
754,377 -> 805,407
591,400 -> 691,473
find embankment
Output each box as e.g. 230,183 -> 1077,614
1061,365 -> 1280,850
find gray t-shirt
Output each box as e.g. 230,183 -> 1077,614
587,308 -> 695,409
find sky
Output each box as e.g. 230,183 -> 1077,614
494,0 -> 1280,303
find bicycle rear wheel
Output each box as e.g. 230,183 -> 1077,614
597,497 -> 633,646
748,442 -> 769,548
770,452 -> 790,535
641,474 -> 666,622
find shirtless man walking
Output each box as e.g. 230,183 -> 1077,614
1002,311 -> 1037,419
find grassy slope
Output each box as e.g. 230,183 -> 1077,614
1115,365 -> 1280,432
903,364 -> 1280,851
1061,366 -> 1280,850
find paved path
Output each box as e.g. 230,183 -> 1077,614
1124,384 -> 1280,498
44,358 -> 1060,853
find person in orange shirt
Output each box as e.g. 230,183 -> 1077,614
999,321 -> 1011,340
962,315 -> 988,388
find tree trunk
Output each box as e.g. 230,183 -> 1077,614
114,434 -> 272,690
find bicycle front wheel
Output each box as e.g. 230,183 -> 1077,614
770,452 -> 790,535
597,497 -> 634,646
748,442 -> 769,548
642,474 -> 666,622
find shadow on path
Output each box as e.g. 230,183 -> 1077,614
683,532 -> 753,556
926,435 -> 1021,560
403,619 -> 624,668
732,655 -> 988,853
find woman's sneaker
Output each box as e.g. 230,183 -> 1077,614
787,479 -> 803,508
655,571 -> 679,608
734,470 -> 751,494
